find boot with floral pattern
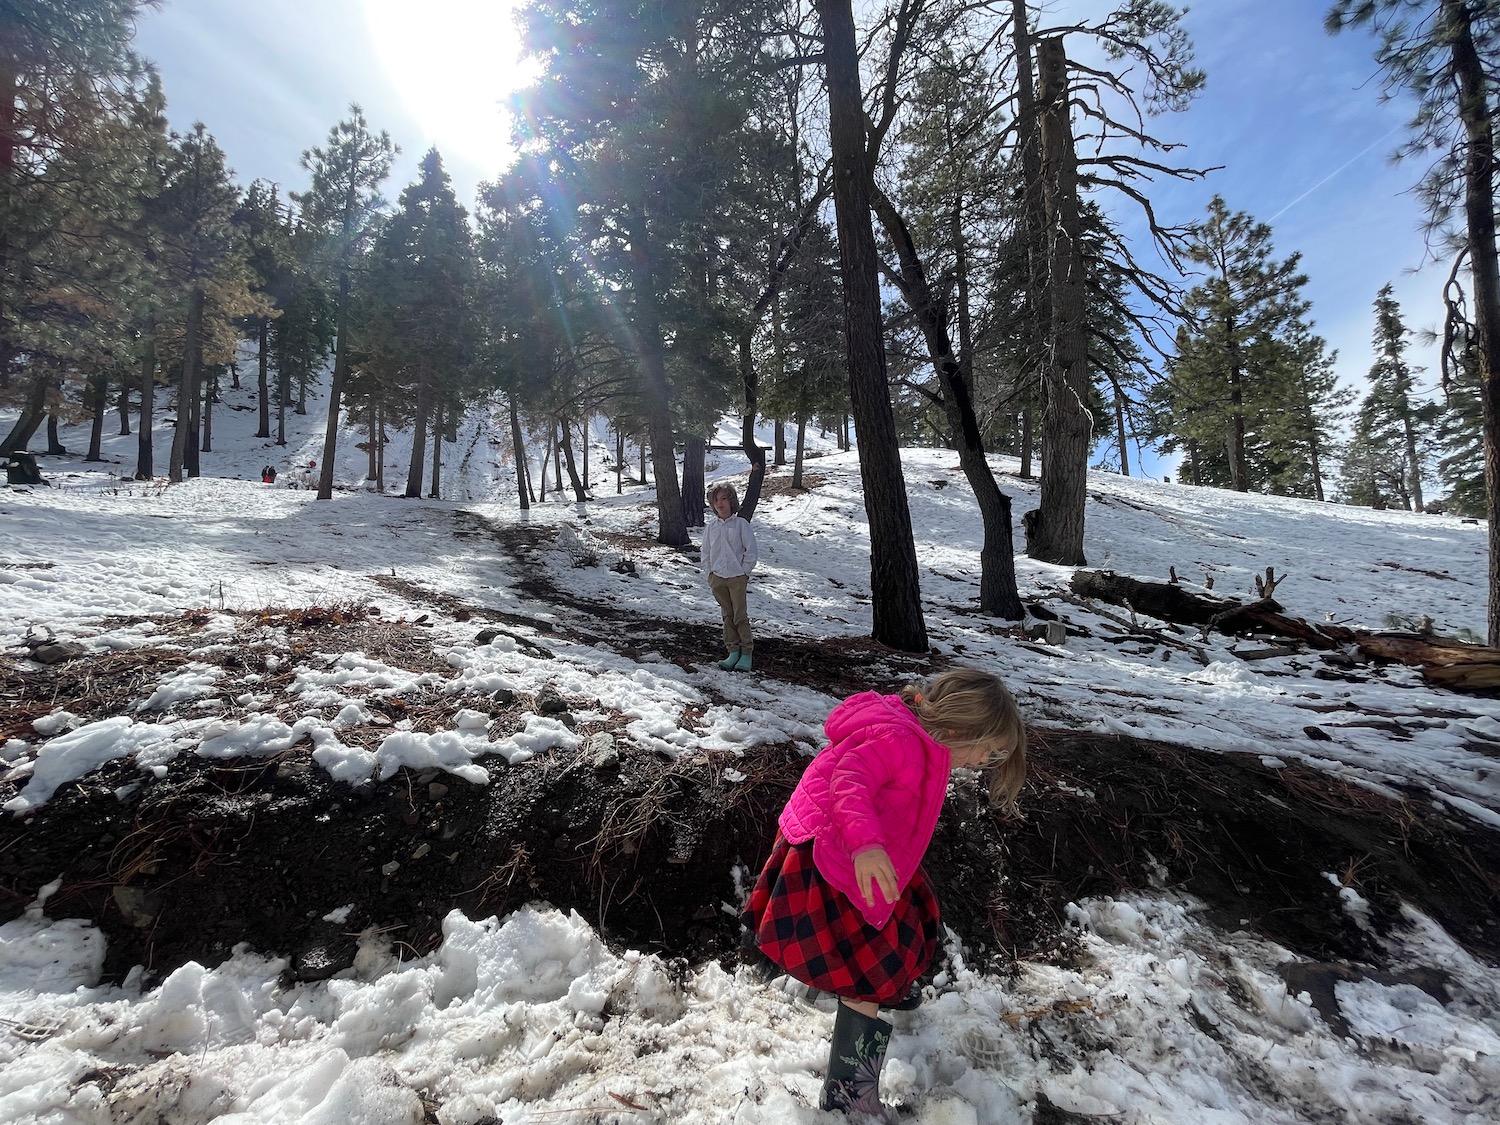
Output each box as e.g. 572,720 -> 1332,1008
819,1002 -> 892,1115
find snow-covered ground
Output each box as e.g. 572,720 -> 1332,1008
2,379 -> 1497,1124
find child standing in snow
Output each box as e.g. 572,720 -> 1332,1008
702,482 -> 758,671
741,668 -> 1027,1115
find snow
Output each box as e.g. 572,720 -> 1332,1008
1,378 -> 1498,1123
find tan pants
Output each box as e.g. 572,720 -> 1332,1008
709,573 -> 753,654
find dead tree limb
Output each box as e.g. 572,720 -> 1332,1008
1068,570 -> 1500,694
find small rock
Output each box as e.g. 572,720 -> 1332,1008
538,694 -> 568,715
589,733 -> 619,770
411,842 -> 431,860
491,687 -> 516,706
275,760 -> 311,781
475,628 -> 501,645
1304,725 -> 1332,741
381,860 -> 400,876
294,943 -> 354,982
112,886 -> 161,928
416,768 -> 441,784
427,782 -> 449,800
558,712 -> 577,730
29,641 -> 87,665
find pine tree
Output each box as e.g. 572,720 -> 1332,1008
358,149 -> 477,499
152,124 -> 244,482
234,180 -> 291,440
1157,196 -> 1336,495
1436,331 -> 1485,516
295,106 -> 396,500
1348,284 -> 1442,510
0,0 -> 160,454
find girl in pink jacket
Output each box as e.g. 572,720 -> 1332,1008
741,667 -> 1027,1116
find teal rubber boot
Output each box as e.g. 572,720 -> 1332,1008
732,651 -> 753,672
717,651 -> 741,670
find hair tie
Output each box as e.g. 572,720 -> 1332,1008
913,692 -> 924,703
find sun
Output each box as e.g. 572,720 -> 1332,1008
361,0 -> 540,181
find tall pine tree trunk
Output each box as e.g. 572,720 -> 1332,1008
1446,0 -> 1500,642
562,418 -> 589,502
256,319 -> 271,438
317,264 -> 352,499
136,322 -> 156,479
366,399 -> 378,484
681,435 -> 705,527
1013,0 -> 1047,488
201,369 -> 214,455
170,289 -> 204,482
2,370 -> 47,453
118,376 -> 131,436
375,400 -> 386,493
510,395 -> 529,510
276,365 -> 287,446
86,373 -> 106,461
1027,37 -> 1090,566
406,382 -> 429,498
1113,388 -> 1130,476
816,0 -> 927,651
625,205 -> 689,547
615,427 -> 624,496
429,402 -> 443,498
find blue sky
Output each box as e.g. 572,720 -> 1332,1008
132,0 -> 1447,478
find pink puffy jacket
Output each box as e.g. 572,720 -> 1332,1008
779,691 -> 952,928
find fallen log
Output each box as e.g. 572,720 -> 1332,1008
1069,570 -> 1500,694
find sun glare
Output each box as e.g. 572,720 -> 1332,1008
362,0 -> 540,180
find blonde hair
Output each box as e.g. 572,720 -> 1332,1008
706,483 -> 740,514
900,667 -> 1027,813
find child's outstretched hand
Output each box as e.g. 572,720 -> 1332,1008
853,846 -> 898,908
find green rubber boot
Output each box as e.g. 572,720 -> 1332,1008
819,1002 -> 892,1115
717,651 -> 741,670
732,651 -> 753,672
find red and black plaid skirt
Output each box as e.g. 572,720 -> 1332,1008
740,834 -> 940,1005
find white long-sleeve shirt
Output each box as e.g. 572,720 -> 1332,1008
701,514 -> 757,579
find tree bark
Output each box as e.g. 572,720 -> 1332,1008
406,382 -> 429,498
561,418 -> 588,502
429,401 -> 442,499
256,319 -> 271,438
317,265 -> 351,500
681,435 -> 705,527
86,373 -> 106,461
2,370 -> 47,454
136,321 -> 156,479
625,205 -> 689,547
1442,0 -> 1500,645
201,368 -> 214,455
1028,37 -> 1091,566
816,0 -> 928,652
170,289 -> 204,483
